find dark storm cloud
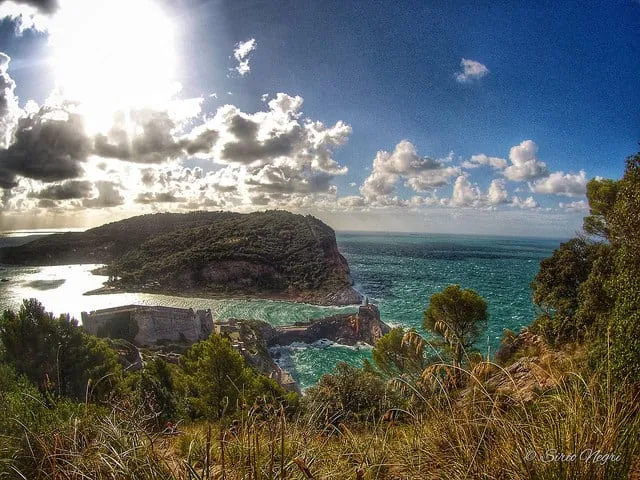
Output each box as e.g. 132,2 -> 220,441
0,108 -> 92,182
140,166 -> 203,191
140,168 -> 156,187
248,194 -> 270,206
245,165 -> 335,195
214,184 -> 237,193
211,96 -> 350,175
127,111 -> 181,161
0,166 -> 17,188
0,186 -> 11,210
94,109 -> 218,163
228,114 -> 258,139
37,198 -> 57,208
30,180 -> 93,200
183,128 -> 218,155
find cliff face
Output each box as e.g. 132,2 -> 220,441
2,210 -> 361,306
213,319 -> 300,393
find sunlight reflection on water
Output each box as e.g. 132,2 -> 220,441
0,264 -> 353,326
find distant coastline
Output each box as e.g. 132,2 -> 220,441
336,229 -> 571,242
0,229 -> 87,239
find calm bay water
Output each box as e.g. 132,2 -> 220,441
0,231 -> 561,390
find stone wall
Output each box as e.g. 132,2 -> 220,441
82,305 -> 213,346
81,305 -> 137,340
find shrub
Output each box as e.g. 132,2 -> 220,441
303,362 -> 401,425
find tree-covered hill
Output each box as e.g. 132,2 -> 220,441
0,210 -> 361,305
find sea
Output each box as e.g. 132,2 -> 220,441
0,231 -> 562,390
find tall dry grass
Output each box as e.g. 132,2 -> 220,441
4,361 -> 637,480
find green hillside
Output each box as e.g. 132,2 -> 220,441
1,210 -> 360,304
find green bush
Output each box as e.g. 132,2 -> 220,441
180,334 -> 296,420
303,362 -> 401,425
0,299 -> 124,402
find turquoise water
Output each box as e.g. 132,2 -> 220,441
340,232 -> 559,342
270,233 -> 561,389
0,231 -> 561,390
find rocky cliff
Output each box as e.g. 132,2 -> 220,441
209,305 -> 390,391
266,303 -> 390,346
460,329 -> 570,406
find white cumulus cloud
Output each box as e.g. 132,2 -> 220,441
529,170 -> 588,197
511,195 -> 539,209
0,53 -> 22,149
503,140 -> 549,181
232,38 -> 257,77
450,175 -> 483,207
462,153 -> 508,170
487,178 -> 509,205
454,58 -> 489,83
559,200 -> 589,212
186,93 -> 351,205
360,140 -> 460,204
444,176 -> 511,208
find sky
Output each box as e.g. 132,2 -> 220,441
0,0 -> 638,236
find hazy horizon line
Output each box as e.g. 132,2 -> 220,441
1,227 -> 570,242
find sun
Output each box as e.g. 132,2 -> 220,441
50,0 -> 178,134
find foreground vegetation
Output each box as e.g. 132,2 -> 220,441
1,340 -> 637,479
1,153 -> 640,479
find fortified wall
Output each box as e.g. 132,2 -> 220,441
81,305 -> 213,346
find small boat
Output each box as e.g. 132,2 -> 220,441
1,278 -> 8,282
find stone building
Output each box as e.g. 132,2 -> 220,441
81,305 -> 213,347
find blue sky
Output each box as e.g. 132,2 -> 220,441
0,0 -> 638,235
